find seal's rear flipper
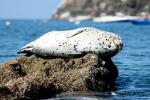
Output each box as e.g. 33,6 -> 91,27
17,46 -> 33,57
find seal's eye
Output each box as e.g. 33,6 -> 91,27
113,38 -> 123,51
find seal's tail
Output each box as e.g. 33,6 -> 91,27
17,45 -> 33,56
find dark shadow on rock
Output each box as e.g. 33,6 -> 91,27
10,63 -> 26,77
24,82 -> 59,99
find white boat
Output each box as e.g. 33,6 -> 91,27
69,15 -> 91,25
75,15 -> 91,21
68,17 -> 80,25
93,16 -> 140,23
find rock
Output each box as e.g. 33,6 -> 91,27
0,54 -> 118,99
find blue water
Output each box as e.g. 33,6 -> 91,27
0,20 -> 150,100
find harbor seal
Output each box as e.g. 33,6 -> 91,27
18,27 -> 123,57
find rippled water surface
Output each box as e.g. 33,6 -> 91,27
0,20 -> 150,100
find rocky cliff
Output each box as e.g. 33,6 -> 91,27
52,0 -> 150,19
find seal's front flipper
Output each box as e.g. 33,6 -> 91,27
67,28 -> 87,38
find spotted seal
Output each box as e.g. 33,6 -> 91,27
18,27 -> 123,57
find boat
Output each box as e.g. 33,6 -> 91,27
93,16 -> 140,23
68,15 -> 91,25
130,19 -> 150,25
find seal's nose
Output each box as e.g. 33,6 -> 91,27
113,38 -> 123,51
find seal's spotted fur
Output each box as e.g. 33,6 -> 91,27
18,27 -> 123,57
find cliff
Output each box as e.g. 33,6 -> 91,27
52,0 -> 150,19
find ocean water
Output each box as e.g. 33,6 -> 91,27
0,20 -> 150,100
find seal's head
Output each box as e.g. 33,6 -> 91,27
101,32 -> 123,57
113,36 -> 123,52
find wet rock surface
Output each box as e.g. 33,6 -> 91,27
0,54 -> 118,99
